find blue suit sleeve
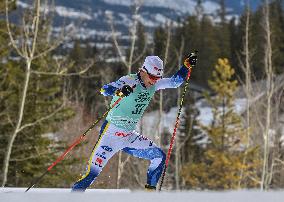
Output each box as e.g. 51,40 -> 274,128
100,84 -> 118,96
155,65 -> 189,91
100,75 -> 137,96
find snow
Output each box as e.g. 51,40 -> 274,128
138,16 -> 158,27
117,13 -> 132,25
52,26 -> 116,40
55,6 -> 92,20
139,107 -> 179,140
153,13 -> 170,24
196,98 -> 248,126
1,188 -> 284,202
234,98 -> 247,114
16,1 -> 29,9
197,104 -> 213,126
102,0 -> 220,15
137,96 -> 248,147
17,1 -> 92,20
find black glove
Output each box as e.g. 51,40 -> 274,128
184,51 -> 198,68
116,85 -> 133,97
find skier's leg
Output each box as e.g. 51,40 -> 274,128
122,131 -> 166,188
72,121 -> 125,191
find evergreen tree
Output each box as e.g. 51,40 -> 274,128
181,58 -> 261,189
196,15 -> 220,85
269,0 -> 284,74
228,17 -> 243,79
153,26 -> 167,58
249,5 -> 265,79
0,55 -> 76,187
136,22 -> 148,57
0,4 -> 76,187
248,0 -> 284,79
0,1 -> 19,184
66,39 -> 105,115
215,0 -> 231,59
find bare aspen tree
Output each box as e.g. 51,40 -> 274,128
2,0 -> 44,187
261,0 -> 274,190
272,87 -> 284,187
1,0 -> 90,186
2,0 -> 39,186
265,73 -> 284,187
273,83 -> 284,166
238,0 -> 253,188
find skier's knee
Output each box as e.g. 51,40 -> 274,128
157,148 -> 166,163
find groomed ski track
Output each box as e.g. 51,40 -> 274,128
1,188 -> 284,202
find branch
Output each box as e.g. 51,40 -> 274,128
133,171 -> 144,187
31,61 -> 93,76
132,38 -> 148,65
22,15 -> 31,57
106,12 -> 128,68
275,158 -> 284,166
247,175 -> 261,184
35,24 -> 71,60
33,39 -> 63,60
118,155 -> 131,177
30,0 -> 41,58
127,2 -> 142,73
5,0 -> 25,58
17,104 -> 65,133
164,21 -> 172,74
10,151 -> 56,161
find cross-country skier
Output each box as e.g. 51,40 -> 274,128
72,53 -> 197,191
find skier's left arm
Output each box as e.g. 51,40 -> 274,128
155,53 -> 197,91
100,75 -> 136,96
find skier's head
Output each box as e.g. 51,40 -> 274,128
139,56 -> 163,88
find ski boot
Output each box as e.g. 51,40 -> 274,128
144,184 -> 156,192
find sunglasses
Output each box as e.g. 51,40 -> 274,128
147,73 -> 161,81
142,66 -> 162,81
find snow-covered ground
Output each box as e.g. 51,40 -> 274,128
1,188 -> 284,202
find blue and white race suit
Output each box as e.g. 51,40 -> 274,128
72,66 -> 189,191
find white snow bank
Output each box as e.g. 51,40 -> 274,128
1,188 -> 284,202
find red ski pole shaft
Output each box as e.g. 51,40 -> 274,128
159,60 -> 194,191
25,97 -> 123,192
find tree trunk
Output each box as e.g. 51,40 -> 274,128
2,60 -> 31,186
261,0 -> 274,190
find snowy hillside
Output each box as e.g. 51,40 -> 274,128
14,0 -> 263,42
102,0 -> 219,14
1,188 -> 284,202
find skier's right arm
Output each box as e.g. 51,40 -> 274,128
100,75 -> 136,96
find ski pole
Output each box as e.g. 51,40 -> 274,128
25,96 -> 123,192
158,51 -> 197,191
